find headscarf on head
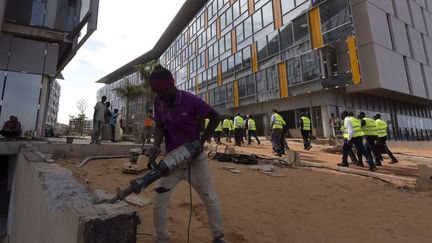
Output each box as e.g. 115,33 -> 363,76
148,65 -> 175,92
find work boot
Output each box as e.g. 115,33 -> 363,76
375,160 -> 382,166
337,162 -> 349,167
258,141 -> 261,145
356,161 -> 364,167
389,159 -> 399,164
368,165 -> 377,171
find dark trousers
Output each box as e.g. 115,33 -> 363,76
214,131 -> 222,144
223,128 -> 231,142
247,130 -> 260,145
0,130 -> 21,138
342,137 -> 374,167
91,121 -> 103,143
234,128 -> 243,146
271,128 -> 284,154
377,136 -> 398,162
301,130 -> 311,149
111,124 -> 115,142
358,136 -> 380,163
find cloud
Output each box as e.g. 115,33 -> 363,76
57,0 -> 186,123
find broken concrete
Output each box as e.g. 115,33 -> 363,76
416,164 -> 432,191
7,147 -> 140,243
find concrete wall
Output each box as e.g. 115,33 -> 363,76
7,147 -> 139,243
349,0 -> 432,100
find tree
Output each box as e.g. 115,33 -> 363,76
135,60 -> 157,112
113,82 -> 145,133
75,99 -> 88,135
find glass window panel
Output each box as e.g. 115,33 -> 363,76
280,23 -> 294,50
301,51 -> 321,81
246,75 -> 256,96
253,10 -> 263,32
257,38 -> 267,61
233,1 -> 240,19
214,42 -> 219,57
221,12 -> 226,28
281,0 -> 295,14
262,2 -> 273,27
225,33 -> 231,51
267,30 -> 279,56
228,55 -> 235,73
226,7 -> 233,25
244,17 -> 253,39
270,65 -> 279,91
256,70 -> 267,92
320,0 -> 350,33
235,51 -> 243,70
287,57 -> 302,85
221,59 -> 228,75
220,84 -> 226,103
238,78 -> 247,98
236,23 -> 244,42
214,87 -> 220,104
293,14 -> 309,43
0,72 -> 41,133
227,83 -> 233,101
242,47 -> 251,67
240,0 -> 248,13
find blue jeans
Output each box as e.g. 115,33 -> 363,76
342,137 -> 374,167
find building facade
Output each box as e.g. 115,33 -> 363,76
46,79 -> 61,127
96,0 -> 432,140
0,0 -> 99,138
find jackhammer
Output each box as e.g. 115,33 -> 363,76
108,140 -> 202,203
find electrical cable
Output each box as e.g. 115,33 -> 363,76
187,163 -> 192,243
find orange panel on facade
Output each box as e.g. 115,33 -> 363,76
217,63 -> 222,85
231,29 -> 237,54
248,0 -> 255,15
233,80 -> 239,108
308,7 -> 324,49
216,17 -> 221,40
272,0 -> 282,29
251,43 -> 258,73
347,35 -> 362,84
278,62 -> 288,98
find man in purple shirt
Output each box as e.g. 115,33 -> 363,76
147,65 -> 224,243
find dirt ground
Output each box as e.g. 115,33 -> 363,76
59,140 -> 432,243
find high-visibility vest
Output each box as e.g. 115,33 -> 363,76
229,120 -> 234,131
223,119 -> 231,129
300,116 -> 311,131
215,121 -> 223,132
272,113 -> 285,129
375,119 -> 388,138
348,116 -> 363,138
361,117 -> 378,136
234,116 -> 244,128
248,119 -> 256,131
341,125 -> 348,139
204,118 -> 209,129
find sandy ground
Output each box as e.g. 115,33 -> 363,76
59,139 -> 432,243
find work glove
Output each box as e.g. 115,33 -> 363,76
147,146 -> 161,170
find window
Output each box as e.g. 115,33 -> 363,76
287,57 -> 302,85
225,33 -> 232,51
262,2 -> 273,27
253,10 -> 263,32
240,0 -> 248,14
267,30 -> 279,56
214,87 -> 220,104
235,51 -> 243,70
236,23 -> 244,42
256,69 -> 267,92
267,65 -> 279,91
242,46 -> 251,67
246,75 -> 256,96
228,55 -> 235,73
219,38 -> 226,53
301,51 -> 320,81
221,59 -> 228,75
293,14 -> 309,43
238,78 -> 247,98
220,84 -> 226,103
244,17 -> 253,39
227,83 -> 233,101
233,1 -> 240,19
279,23 -> 293,50
281,0 -> 295,14
257,37 -> 267,60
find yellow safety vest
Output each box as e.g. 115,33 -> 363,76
341,125 -> 348,139
361,117 -> 377,136
248,119 -> 256,131
348,116 -> 363,138
223,119 -> 231,129
234,116 -> 244,128
300,116 -> 311,131
204,118 -> 209,129
375,119 -> 388,138
229,120 -> 234,131
215,121 -> 223,132
272,113 -> 285,129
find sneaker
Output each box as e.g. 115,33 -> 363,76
337,162 -> 349,167
213,234 -> 225,243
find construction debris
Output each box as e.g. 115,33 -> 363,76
77,155 -> 130,168
249,164 -> 275,172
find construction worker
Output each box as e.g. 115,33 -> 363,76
214,121 -> 223,144
357,112 -> 381,166
299,113 -> 312,150
229,117 -> 234,143
374,114 -> 398,164
247,115 -> 260,145
222,116 -> 232,142
243,115 -> 249,143
338,111 -> 377,171
204,118 -> 211,143
340,122 -> 360,164
146,65 -> 225,243
270,109 -> 286,156
233,113 -> 244,146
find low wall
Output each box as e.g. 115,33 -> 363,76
7,146 -> 139,243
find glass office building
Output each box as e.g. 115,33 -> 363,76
97,0 -> 432,140
160,0 -> 432,139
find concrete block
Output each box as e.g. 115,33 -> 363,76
389,16 -> 411,57
416,164 -> 432,191
406,58 -> 428,98
407,27 -> 427,64
394,0 -> 412,25
369,0 -> 394,15
410,0 -> 427,34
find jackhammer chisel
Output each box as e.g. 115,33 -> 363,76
108,140 -> 202,203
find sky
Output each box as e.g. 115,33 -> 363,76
57,0 -> 186,124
